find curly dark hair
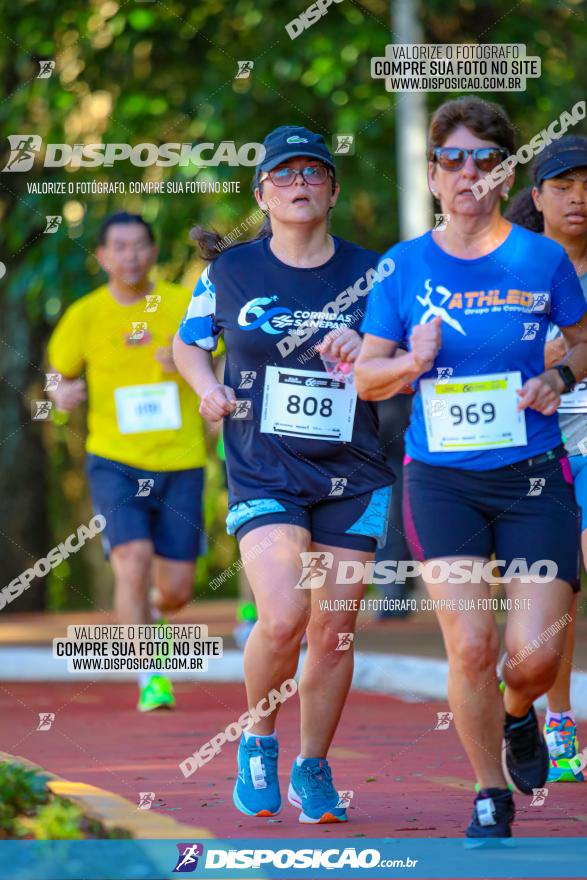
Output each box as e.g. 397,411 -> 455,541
505,186 -> 544,233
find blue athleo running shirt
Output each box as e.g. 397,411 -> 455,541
179,236 -> 395,505
361,225 -> 587,470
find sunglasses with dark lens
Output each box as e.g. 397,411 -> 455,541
261,165 -> 331,187
431,146 -> 509,172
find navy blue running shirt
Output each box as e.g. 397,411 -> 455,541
361,225 -> 587,470
179,236 -> 395,506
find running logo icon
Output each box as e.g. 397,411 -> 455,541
531,293 -> 550,313
173,843 -> 204,873
37,712 -> 55,731
333,135 -> 354,155
436,366 -> 453,384
522,322 -> 539,340
430,399 -> 448,418
32,400 -> 52,420
37,60 -> 55,78
433,213 -> 450,232
296,551 -> 334,589
527,477 -> 546,496
238,371 -> 256,389
44,373 -> 61,391
130,322 -> 148,341
530,788 -> 549,806
336,633 -> 354,651
3,135 -> 42,172
136,478 -> 154,497
435,711 -> 454,730
44,215 -> 62,233
235,61 -> 254,79
144,295 -> 161,313
232,400 -> 253,419
417,280 -> 466,336
137,792 -> 155,810
329,477 -> 348,496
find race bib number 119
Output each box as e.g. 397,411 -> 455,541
115,382 -> 182,434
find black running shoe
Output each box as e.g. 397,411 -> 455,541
504,706 -> 549,794
465,787 -> 515,842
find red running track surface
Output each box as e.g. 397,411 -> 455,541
1,682 -> 586,840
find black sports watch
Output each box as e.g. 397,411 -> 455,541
552,364 -> 576,394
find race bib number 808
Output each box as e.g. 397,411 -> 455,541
260,366 -> 356,442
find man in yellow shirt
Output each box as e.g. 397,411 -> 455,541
48,212 -> 206,712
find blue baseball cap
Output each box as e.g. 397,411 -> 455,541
256,125 -> 336,175
533,135 -> 587,184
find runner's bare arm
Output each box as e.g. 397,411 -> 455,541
46,369 -> 86,411
518,316 -> 587,414
155,339 -> 176,373
544,336 -> 567,370
172,332 -> 236,423
319,329 -> 413,392
556,317 -> 587,380
355,337 -> 426,400
356,318 -> 442,401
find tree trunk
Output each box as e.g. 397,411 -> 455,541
0,287 -> 49,612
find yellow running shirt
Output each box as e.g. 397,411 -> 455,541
48,280 -> 206,471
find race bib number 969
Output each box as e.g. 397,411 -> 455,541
421,371 -> 527,452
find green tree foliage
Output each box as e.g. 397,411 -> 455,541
0,762 -> 49,834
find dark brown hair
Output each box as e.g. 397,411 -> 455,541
190,173 -> 269,260
505,186 -> 544,233
99,211 -> 155,245
428,96 -> 516,157
189,217 -> 272,262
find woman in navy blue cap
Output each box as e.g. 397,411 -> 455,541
507,135 -> 587,785
173,125 -> 394,823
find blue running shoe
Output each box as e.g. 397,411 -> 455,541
288,757 -> 348,823
465,788 -> 515,845
233,734 -> 281,817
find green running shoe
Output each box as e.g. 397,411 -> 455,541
544,716 -> 585,782
138,675 -> 175,712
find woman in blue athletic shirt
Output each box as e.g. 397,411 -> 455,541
356,98 -> 587,840
174,125 -> 394,824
